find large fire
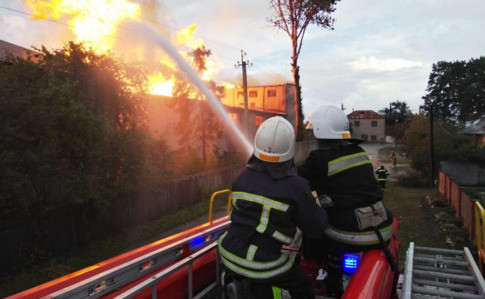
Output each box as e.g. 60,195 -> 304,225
25,0 -> 227,97
26,0 -> 140,54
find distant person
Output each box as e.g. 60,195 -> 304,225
298,105 -> 395,298
375,165 -> 390,189
390,150 -> 397,168
219,116 -> 327,299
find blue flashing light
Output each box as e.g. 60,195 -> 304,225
343,253 -> 360,274
189,235 -> 205,249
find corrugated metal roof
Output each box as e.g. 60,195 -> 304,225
0,39 -> 36,60
347,110 -> 385,119
462,118 -> 485,135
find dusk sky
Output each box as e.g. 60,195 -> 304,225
1,0 -> 485,119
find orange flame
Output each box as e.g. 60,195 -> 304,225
26,0 -> 140,54
24,1 -> 230,97
148,73 -> 174,97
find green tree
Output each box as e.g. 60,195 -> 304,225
268,0 -> 340,139
379,101 -> 413,125
422,57 -> 485,123
170,46 -> 225,174
379,101 -> 414,143
401,114 -> 470,176
0,43 -> 173,248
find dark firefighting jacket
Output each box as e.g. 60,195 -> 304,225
298,140 -> 393,247
218,157 -> 327,280
376,167 -> 389,181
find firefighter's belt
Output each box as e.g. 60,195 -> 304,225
228,223 -> 282,252
324,223 -> 393,246
353,201 -> 388,231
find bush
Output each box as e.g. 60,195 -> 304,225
396,170 -> 429,188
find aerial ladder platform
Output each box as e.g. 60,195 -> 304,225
402,242 -> 485,298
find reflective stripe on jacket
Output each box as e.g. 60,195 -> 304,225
375,168 -> 389,181
298,142 -> 383,212
328,152 -> 372,176
324,222 -> 393,245
218,232 -> 295,279
220,166 -> 327,280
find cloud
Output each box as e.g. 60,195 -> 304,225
349,56 -> 424,72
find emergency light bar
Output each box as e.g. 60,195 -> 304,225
343,253 -> 360,274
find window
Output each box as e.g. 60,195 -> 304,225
371,121 -> 378,127
229,113 -> 238,123
354,121 -> 360,127
249,90 -> 258,97
250,102 -> 255,109
361,134 -> 368,141
255,116 -> 263,126
267,90 -> 276,97
371,135 -> 377,141
237,91 -> 243,98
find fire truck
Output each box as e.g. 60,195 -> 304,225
7,190 -> 485,299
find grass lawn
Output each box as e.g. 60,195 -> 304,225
0,194 -> 229,298
383,182 -> 448,264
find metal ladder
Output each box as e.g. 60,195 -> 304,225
402,242 -> 485,298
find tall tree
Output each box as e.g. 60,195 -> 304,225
401,114 -> 476,177
422,57 -> 485,123
0,43 -> 173,245
379,101 -> 414,144
268,0 -> 340,139
379,101 -> 413,126
170,46 -> 224,172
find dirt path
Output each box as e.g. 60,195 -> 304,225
361,143 -> 411,180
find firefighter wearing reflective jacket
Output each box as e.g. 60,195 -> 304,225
298,105 -> 394,298
375,165 -> 390,189
218,116 -> 328,299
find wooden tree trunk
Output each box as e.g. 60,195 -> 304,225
291,57 -> 305,140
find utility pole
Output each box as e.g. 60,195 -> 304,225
235,50 -> 252,136
429,106 -> 435,187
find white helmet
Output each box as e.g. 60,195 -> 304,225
253,116 -> 295,163
309,105 -> 351,139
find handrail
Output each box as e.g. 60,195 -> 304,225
39,222 -> 229,299
475,202 -> 485,273
113,242 -> 220,299
208,189 -> 232,224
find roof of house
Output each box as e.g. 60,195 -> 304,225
461,118 -> 485,135
0,40 -> 36,60
347,110 -> 385,120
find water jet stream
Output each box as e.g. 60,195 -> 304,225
130,21 -> 253,156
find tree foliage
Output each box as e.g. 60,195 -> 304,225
401,114 -> 473,176
0,43 -> 173,231
422,57 -> 485,123
268,0 -> 340,139
379,100 -> 414,142
379,101 -> 413,126
170,45 -> 226,176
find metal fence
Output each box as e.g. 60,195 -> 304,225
438,170 -> 479,243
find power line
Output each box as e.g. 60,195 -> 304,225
1,4 -> 244,63
1,1 -> 242,51
0,4 -> 280,85
0,5 -> 132,44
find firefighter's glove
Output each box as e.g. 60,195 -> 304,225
318,194 -> 333,208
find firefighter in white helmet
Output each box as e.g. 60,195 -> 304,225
298,106 -> 395,298
219,116 -> 327,299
